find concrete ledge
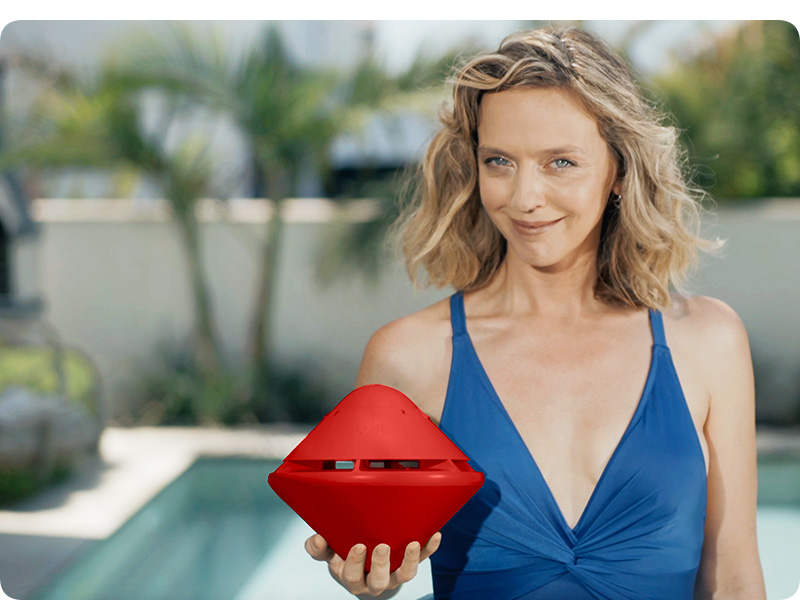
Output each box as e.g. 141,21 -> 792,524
31,198 -> 382,224
0,425 -> 311,540
757,426 -> 800,456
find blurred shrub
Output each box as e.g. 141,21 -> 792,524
654,21 -> 800,200
0,460 -> 72,507
247,360 -> 332,424
132,368 -> 252,427
128,337 -> 331,426
0,346 -> 100,506
0,346 -> 98,416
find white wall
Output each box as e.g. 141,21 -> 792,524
690,200 -> 800,422
29,198 -> 800,422
30,199 -> 446,419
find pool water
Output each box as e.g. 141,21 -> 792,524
32,456 -> 800,600
31,458 -> 432,600
756,455 -> 800,600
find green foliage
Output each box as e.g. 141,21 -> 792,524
0,461 -> 72,507
133,369 -> 248,427
315,173 -> 406,288
394,48 -> 465,92
247,361 -> 332,424
0,347 -> 98,506
654,21 -> 800,199
129,336 -> 330,426
107,24 -> 341,196
0,346 -> 98,417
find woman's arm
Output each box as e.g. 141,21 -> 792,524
691,297 -> 767,600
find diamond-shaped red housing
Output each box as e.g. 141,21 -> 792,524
268,384 -> 484,573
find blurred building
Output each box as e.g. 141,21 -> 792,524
0,60 -> 43,320
327,109 -> 439,198
0,172 -> 42,318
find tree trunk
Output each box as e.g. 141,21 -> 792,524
247,166 -> 289,386
247,199 -> 284,373
174,210 -> 220,375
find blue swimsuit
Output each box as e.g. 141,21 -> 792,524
429,291 -> 707,600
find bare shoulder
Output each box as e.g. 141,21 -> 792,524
663,293 -> 749,348
663,294 -> 753,412
355,295 -> 454,419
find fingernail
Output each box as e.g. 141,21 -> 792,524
377,545 -> 389,557
410,542 -> 420,554
355,544 -> 366,555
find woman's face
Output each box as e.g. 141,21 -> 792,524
476,86 -> 620,272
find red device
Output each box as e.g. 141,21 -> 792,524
267,384 -> 485,573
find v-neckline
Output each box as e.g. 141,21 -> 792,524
457,293 -> 658,538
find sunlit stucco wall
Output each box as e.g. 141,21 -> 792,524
30,198 -> 800,422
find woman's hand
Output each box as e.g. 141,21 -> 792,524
305,532 -> 442,597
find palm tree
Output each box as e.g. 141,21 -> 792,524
105,25 -> 334,386
107,23 -> 460,406
0,55 -> 225,375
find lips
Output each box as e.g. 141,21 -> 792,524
512,218 -> 563,227
511,217 -> 564,235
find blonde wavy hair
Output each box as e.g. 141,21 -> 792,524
388,27 -> 724,310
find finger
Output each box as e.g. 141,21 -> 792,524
340,544 -> 368,592
391,540 -> 421,584
327,549 -> 347,583
305,534 -> 335,562
366,543 -> 392,594
419,531 -> 442,561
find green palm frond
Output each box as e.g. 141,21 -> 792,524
395,47 -> 465,93
314,199 -> 399,289
1,86 -> 123,172
103,22 -> 240,115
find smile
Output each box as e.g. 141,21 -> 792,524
511,217 -> 564,236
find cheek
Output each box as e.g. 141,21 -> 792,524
566,178 -> 609,214
478,173 -> 510,210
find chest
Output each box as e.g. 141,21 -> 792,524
467,323 -> 656,472
416,314 -> 710,530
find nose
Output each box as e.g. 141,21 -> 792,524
511,166 -> 547,214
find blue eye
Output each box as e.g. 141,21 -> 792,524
484,156 -> 511,167
553,158 -> 574,169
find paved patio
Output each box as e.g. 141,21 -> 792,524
0,424 -> 798,599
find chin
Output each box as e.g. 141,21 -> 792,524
508,249 -> 563,270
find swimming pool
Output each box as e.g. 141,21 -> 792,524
755,454 -> 800,600
31,455 -> 800,600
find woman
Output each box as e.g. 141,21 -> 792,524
306,27 -> 766,600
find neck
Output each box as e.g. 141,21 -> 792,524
479,249 -> 608,323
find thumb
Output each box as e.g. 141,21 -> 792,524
306,534 -> 332,560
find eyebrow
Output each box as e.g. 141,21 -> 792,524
477,144 -> 587,157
